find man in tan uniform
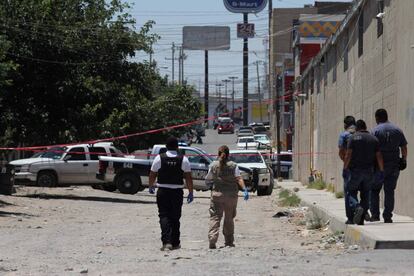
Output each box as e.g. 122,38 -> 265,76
205,145 -> 249,249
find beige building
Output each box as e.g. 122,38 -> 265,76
294,0 -> 414,217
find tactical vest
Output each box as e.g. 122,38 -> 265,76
211,161 -> 238,196
157,153 -> 184,186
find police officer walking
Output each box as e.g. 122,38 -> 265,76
148,137 -> 194,251
343,120 -> 384,225
370,109 -> 408,223
338,115 -> 358,224
205,145 -> 249,249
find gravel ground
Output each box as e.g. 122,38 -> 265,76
1,185 -> 414,276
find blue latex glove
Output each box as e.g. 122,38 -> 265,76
149,186 -> 156,194
342,169 -> 350,180
375,171 -> 385,183
187,192 -> 194,204
243,188 -> 249,201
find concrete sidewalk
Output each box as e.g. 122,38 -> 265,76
280,181 -> 414,249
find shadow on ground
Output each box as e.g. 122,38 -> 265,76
18,193 -> 157,204
0,210 -> 34,217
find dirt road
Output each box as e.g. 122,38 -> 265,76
2,185 -> 414,275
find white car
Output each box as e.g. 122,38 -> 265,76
10,142 -> 121,187
237,136 -> 258,150
254,134 -> 271,149
229,150 -> 274,196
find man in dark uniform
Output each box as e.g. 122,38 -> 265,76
338,115 -> 358,224
370,109 -> 408,223
149,137 -> 194,251
343,120 -> 384,225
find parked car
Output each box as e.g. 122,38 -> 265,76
253,125 -> 268,134
237,136 -> 258,150
96,145 -> 257,194
254,134 -> 271,149
270,151 -> 293,179
218,119 -> 234,134
237,126 -> 254,137
229,150 -> 274,196
10,142 -> 122,188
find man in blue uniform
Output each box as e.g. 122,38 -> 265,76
338,116 -> 358,224
370,109 -> 408,223
343,120 -> 384,225
149,137 -> 194,251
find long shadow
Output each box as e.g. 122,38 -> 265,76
18,193 -> 156,205
0,199 -> 14,207
0,210 -> 34,217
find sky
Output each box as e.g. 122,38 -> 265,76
129,0 -> 351,98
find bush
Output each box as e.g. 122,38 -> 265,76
307,179 -> 327,190
278,189 -> 301,207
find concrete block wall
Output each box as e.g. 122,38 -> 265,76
294,0 -> 414,217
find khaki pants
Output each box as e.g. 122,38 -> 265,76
208,193 -> 238,246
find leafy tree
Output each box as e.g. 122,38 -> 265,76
0,0 -> 201,152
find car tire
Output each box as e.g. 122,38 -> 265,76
91,184 -> 102,190
37,171 -> 57,187
218,131 -> 221,134
116,173 -> 142,194
102,184 -> 117,192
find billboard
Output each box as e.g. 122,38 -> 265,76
183,26 -> 230,51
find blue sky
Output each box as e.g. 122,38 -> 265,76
129,0 -> 351,97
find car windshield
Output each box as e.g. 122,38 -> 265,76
279,154 -> 292,162
239,129 -> 252,133
37,147 -> 66,159
238,138 -> 255,143
254,135 -> 268,141
230,153 -> 263,164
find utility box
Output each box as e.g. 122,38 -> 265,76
0,162 -> 15,195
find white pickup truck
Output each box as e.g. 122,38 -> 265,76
10,142 -> 122,188
96,145 -> 257,194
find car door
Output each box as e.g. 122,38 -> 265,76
183,149 -> 209,190
87,146 -> 109,183
58,146 -> 89,184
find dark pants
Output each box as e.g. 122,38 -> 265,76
156,188 -> 183,246
348,169 -> 374,218
370,167 -> 400,220
343,175 -> 359,220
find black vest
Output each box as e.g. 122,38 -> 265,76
157,153 -> 184,185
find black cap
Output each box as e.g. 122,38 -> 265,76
166,136 -> 179,150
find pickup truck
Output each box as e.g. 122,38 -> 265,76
96,145 -> 257,194
10,142 -> 122,188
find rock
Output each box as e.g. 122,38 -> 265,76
273,266 -> 279,269
80,268 -> 88,274
35,226 -> 43,229
348,245 -> 359,251
64,268 -> 74,271
17,218 -> 22,222
273,211 -> 291,218
97,251 -> 102,254
293,187 -> 300,192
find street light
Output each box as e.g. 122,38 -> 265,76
228,76 -> 238,116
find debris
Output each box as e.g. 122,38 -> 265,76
273,211 -> 291,218
35,226 -> 43,229
80,268 -> 88,274
348,245 -> 359,251
273,266 -> 279,269
64,268 -> 74,271
305,210 -> 322,230
293,187 -> 300,192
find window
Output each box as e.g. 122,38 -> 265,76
358,9 -> 364,57
67,147 -> 86,161
89,147 -> 107,160
377,0 -> 384,37
184,149 -> 204,164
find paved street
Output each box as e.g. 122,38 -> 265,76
1,130 -> 414,275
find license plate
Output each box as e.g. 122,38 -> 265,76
280,166 -> 288,172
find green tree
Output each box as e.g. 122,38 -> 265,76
0,0 -> 201,151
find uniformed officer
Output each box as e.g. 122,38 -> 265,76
343,120 -> 384,225
148,137 -> 194,251
370,109 -> 408,223
205,145 -> 248,249
338,115 -> 358,224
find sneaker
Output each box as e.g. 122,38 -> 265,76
353,206 -> 364,225
345,219 -> 354,225
209,243 -> 216,249
160,243 -> 173,251
172,244 -> 181,250
364,212 -> 371,222
384,218 -> 393,223
225,243 -> 235,247
370,216 -> 380,222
